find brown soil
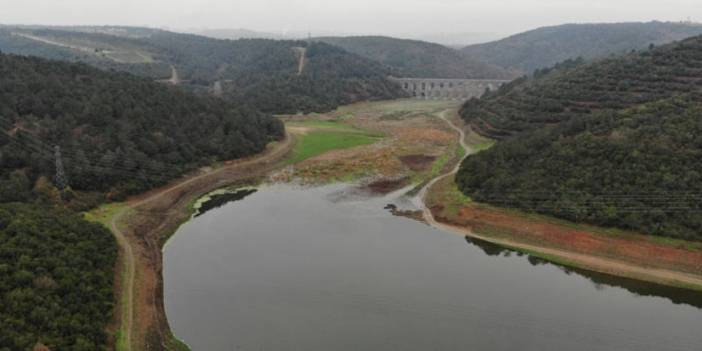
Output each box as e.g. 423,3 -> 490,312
398,155 -> 436,171
287,104 -> 459,184
364,177 -> 411,194
438,204 -> 702,275
111,134 -> 294,351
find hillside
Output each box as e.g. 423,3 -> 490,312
189,28 -> 293,40
460,35 -> 702,138
139,32 -> 406,113
456,36 -> 702,241
0,53 -> 283,205
461,21 -> 702,73
0,27 -> 406,113
315,36 -> 517,79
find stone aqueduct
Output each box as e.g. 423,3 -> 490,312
390,77 -> 509,100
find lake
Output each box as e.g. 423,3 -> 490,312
164,183 -> 702,351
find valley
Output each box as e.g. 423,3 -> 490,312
88,98 -> 702,350
1,16 -> 702,351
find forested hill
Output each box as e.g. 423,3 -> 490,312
0,27 -> 406,113
457,95 -> 702,240
316,36 -> 517,79
0,53 -> 283,205
460,35 -> 702,138
456,36 -> 702,241
461,21 -> 702,73
139,32 -> 406,113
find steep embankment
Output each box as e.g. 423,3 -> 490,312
461,21 -> 702,73
317,36 -> 517,79
456,35 -> 702,241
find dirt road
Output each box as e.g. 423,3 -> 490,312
168,65 -> 179,85
420,110 -> 702,290
109,134 -> 293,351
293,47 -> 306,75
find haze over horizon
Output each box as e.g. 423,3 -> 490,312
1,0 -> 699,41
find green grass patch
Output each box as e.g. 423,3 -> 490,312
429,152 -> 452,177
336,99 -> 460,115
167,333 -> 193,351
287,120 -> 359,131
470,140 -> 496,154
288,130 -> 380,164
83,202 -> 129,227
84,202 -> 132,351
455,142 -> 467,160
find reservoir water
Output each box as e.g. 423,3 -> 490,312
164,184 -> 702,351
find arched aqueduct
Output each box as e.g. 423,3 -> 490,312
390,77 -> 509,100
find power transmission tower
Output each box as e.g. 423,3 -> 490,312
54,145 -> 68,191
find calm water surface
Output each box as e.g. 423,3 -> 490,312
164,184 -> 702,351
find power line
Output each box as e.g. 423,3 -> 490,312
54,145 -> 68,191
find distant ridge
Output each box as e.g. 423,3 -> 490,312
456,34 -> 702,240
0,26 -> 405,114
316,36 -> 518,79
461,21 -> 702,73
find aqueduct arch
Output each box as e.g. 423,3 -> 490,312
390,77 -> 509,100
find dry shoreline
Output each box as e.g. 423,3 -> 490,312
107,133 -> 294,351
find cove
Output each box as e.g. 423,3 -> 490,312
164,183 -> 702,351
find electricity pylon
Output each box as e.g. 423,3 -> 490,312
54,145 -> 68,191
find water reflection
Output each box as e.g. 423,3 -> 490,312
465,236 -> 702,308
195,188 -> 257,217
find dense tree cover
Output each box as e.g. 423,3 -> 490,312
457,96 -> 702,240
0,203 -> 117,350
223,42 -> 405,113
461,35 -> 702,138
316,36 -> 517,79
461,21 -> 702,73
0,27 -> 407,114
0,53 -> 283,203
457,35 -> 702,240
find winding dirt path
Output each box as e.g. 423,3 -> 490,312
415,110 -> 470,209
109,134 -> 293,350
419,110 -> 702,290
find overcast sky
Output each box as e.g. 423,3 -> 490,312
1,0 -> 699,37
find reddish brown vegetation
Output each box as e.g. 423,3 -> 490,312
437,204 -> 702,275
398,155 -> 436,171
364,177 -> 410,194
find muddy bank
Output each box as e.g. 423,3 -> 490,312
398,154 -> 436,171
111,135 -> 294,351
363,177 -> 411,194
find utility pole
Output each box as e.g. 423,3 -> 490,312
54,145 -> 68,191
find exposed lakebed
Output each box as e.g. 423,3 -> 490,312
164,183 -> 702,351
